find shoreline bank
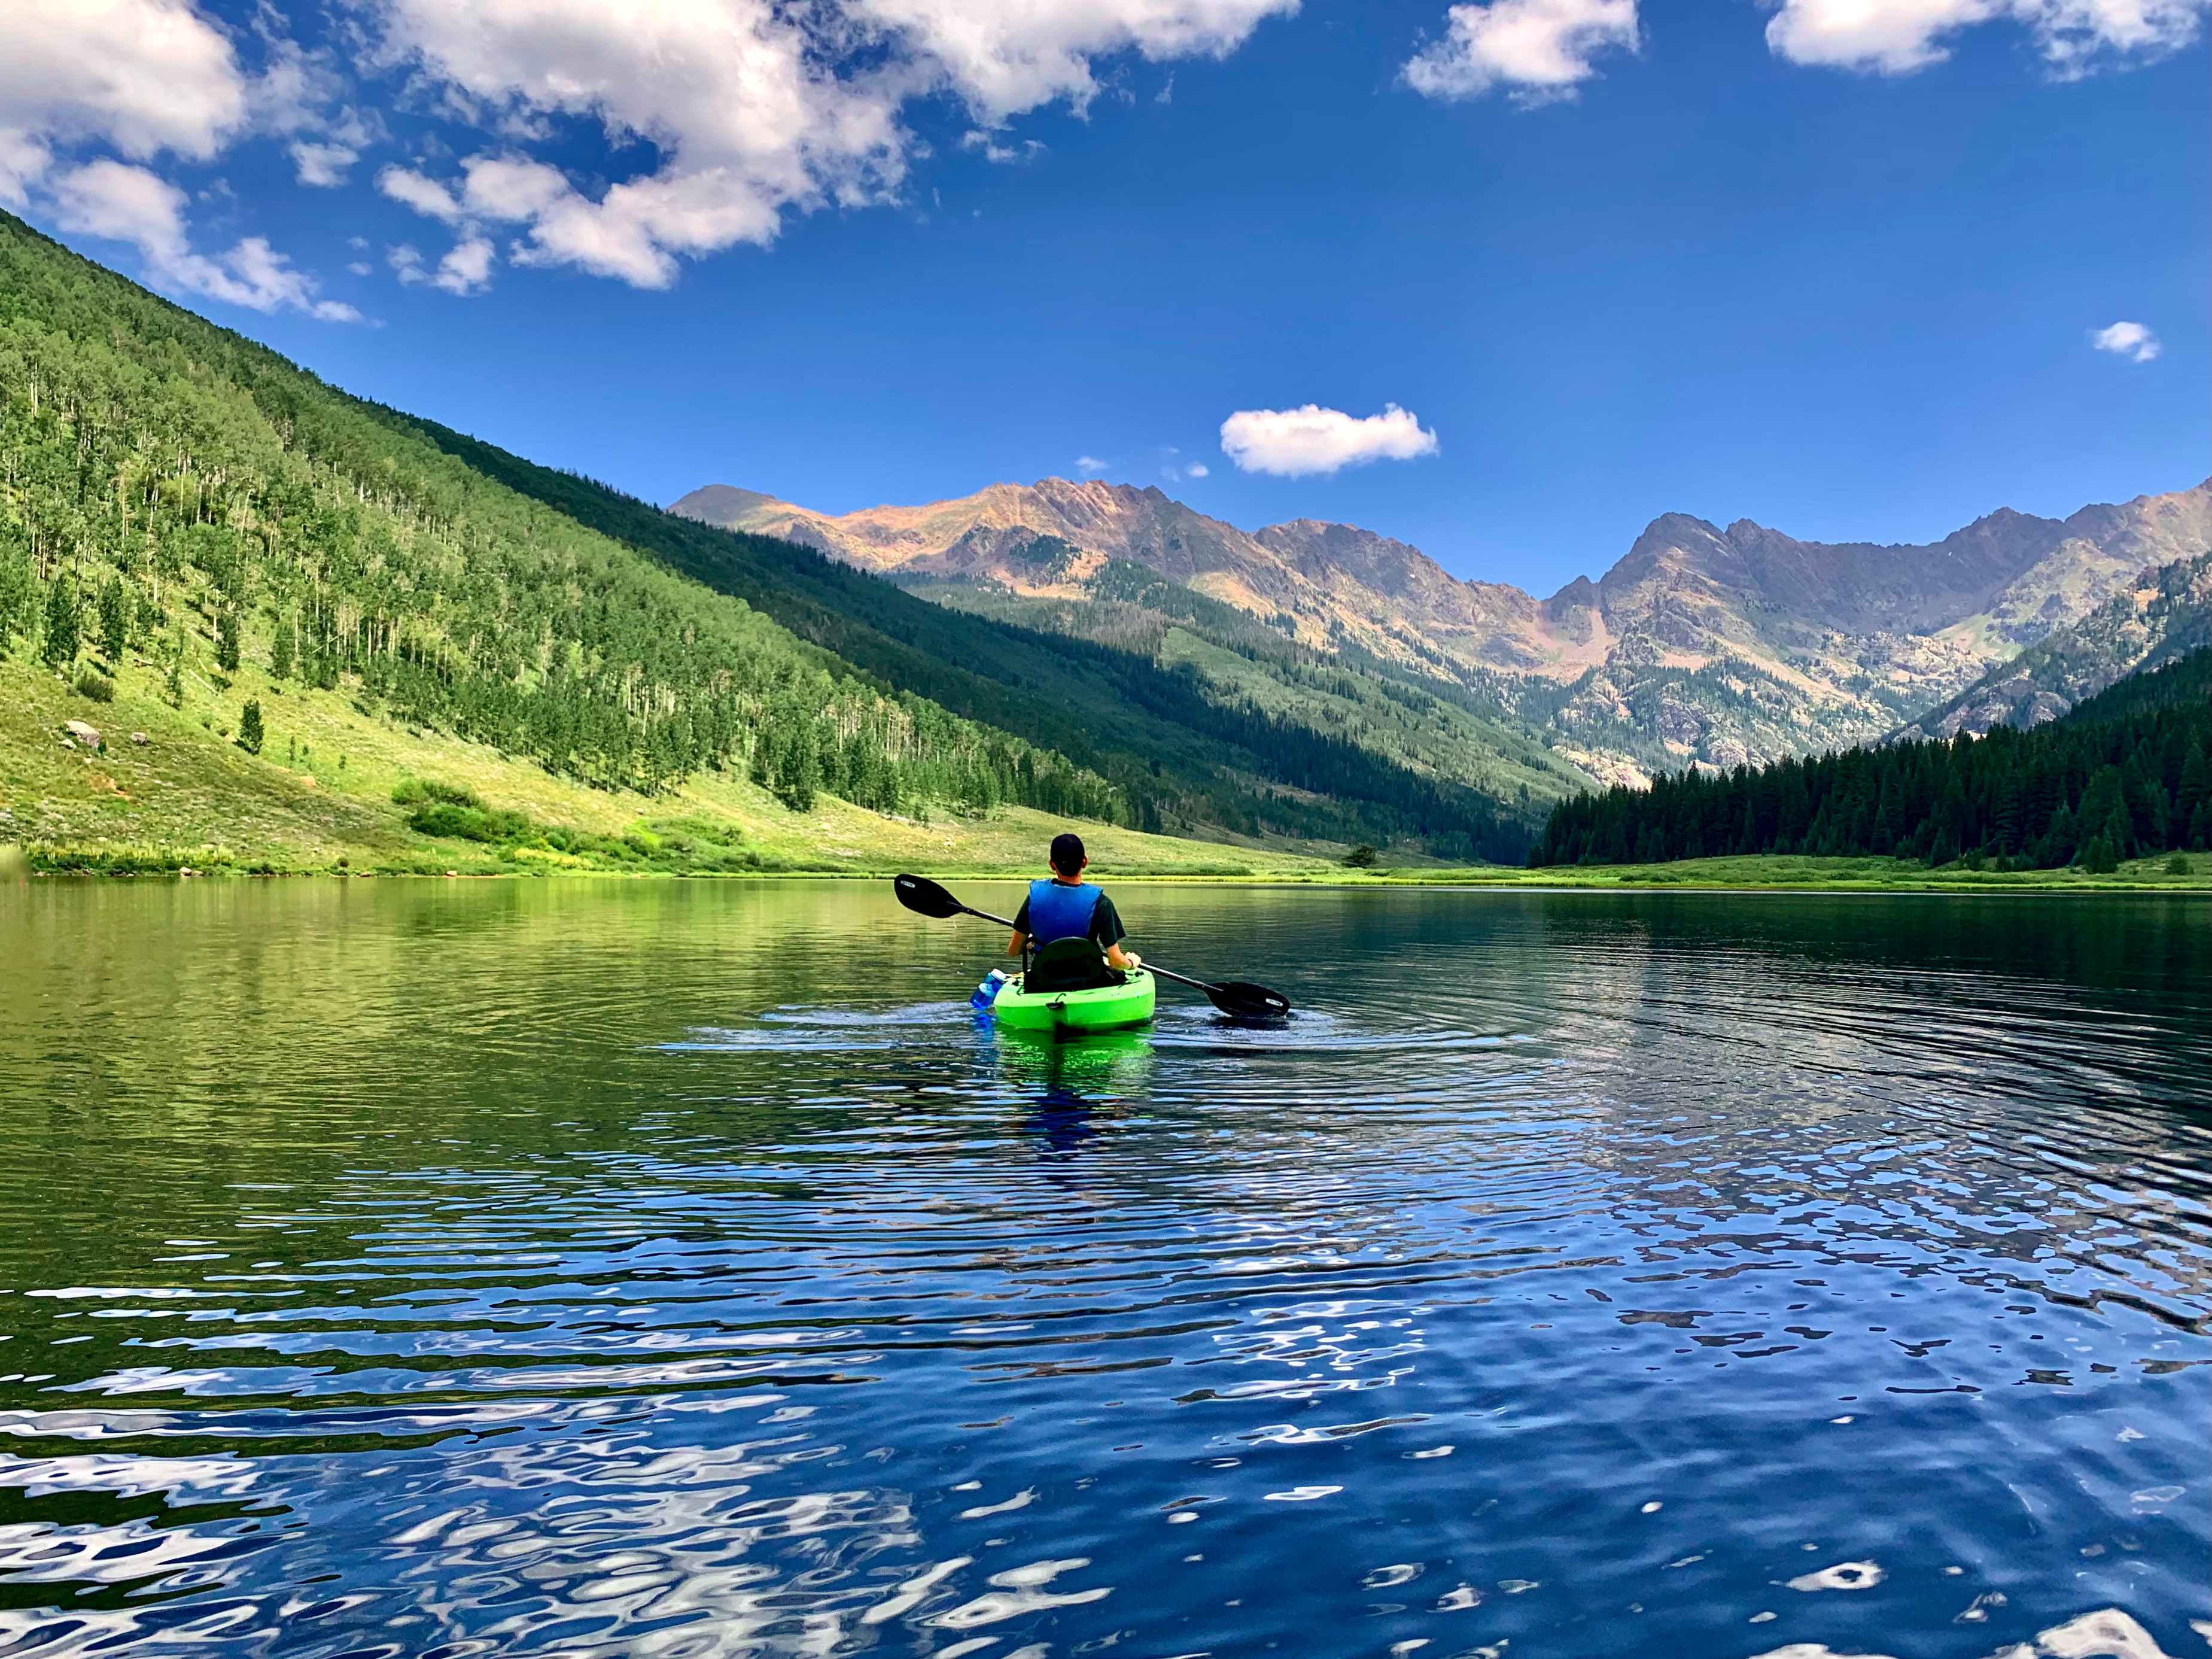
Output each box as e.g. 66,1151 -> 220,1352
8,843 -> 2205,893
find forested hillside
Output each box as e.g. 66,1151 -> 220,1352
1530,649 -> 2211,871
0,212 -> 1128,837
394,415 -> 1557,858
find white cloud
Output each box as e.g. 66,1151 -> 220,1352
962,129 -> 1046,163
53,157 -> 360,320
291,139 -> 358,187
862,0 -> 1298,121
1186,462 -> 1209,477
1076,454 -> 1109,471
368,0 -> 1298,289
1764,0 -> 2204,72
2091,320 -> 2160,362
0,0 -> 362,318
1403,0 -> 1638,102
378,166 -> 464,223
0,0 -> 248,203
433,236 -> 497,294
1219,403 -> 1439,476
387,228 -> 501,295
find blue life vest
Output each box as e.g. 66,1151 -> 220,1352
1026,879 -> 1103,946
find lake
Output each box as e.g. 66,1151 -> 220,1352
1,879 -> 2205,1659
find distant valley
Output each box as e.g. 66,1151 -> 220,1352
676,477 -> 2212,785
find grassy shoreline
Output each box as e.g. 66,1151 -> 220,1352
7,844 -> 2204,892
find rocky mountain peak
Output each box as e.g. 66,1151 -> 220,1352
670,483 -> 786,522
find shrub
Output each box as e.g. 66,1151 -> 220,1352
2165,852 -> 2192,876
74,666 -> 115,703
27,840 -> 231,874
391,776 -> 482,809
408,801 -> 533,843
1342,843 -> 1379,868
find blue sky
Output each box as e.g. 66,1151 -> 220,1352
8,0 -> 2205,595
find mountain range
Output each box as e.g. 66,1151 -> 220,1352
675,476 -> 2212,785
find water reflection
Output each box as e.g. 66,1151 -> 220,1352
0,881 -> 2202,1658
993,1027 -> 1152,1165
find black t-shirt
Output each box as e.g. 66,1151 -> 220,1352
1012,886 -> 1126,949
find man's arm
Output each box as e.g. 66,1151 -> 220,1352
1096,895 -> 1139,970
1008,930 -> 1027,958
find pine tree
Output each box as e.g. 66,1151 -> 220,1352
238,698 -> 264,754
2102,804 -> 2135,862
270,612 -> 294,679
97,576 -> 129,661
40,576 -> 80,669
215,607 -> 241,673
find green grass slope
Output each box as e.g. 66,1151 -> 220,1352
2,649 -> 1342,878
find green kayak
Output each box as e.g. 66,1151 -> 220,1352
989,968 -> 1157,1033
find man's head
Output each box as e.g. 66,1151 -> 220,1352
1049,832 -> 1087,878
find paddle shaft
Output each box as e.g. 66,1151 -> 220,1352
1142,962 -> 1228,997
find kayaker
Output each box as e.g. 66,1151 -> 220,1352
1008,833 -> 1143,972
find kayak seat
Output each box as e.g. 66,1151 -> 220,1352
1025,937 -> 1124,993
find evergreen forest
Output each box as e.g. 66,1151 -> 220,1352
1529,650 -> 2212,871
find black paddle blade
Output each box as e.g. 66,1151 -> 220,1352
1206,980 -> 1292,1020
893,873 -> 963,919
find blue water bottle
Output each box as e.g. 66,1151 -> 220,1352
970,968 -> 1010,1013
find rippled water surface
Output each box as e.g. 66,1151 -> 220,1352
1,879 -> 2207,1659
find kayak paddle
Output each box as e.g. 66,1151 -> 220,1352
893,871 -> 1016,929
1140,961 -> 1293,1022
892,873 -> 1292,1021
